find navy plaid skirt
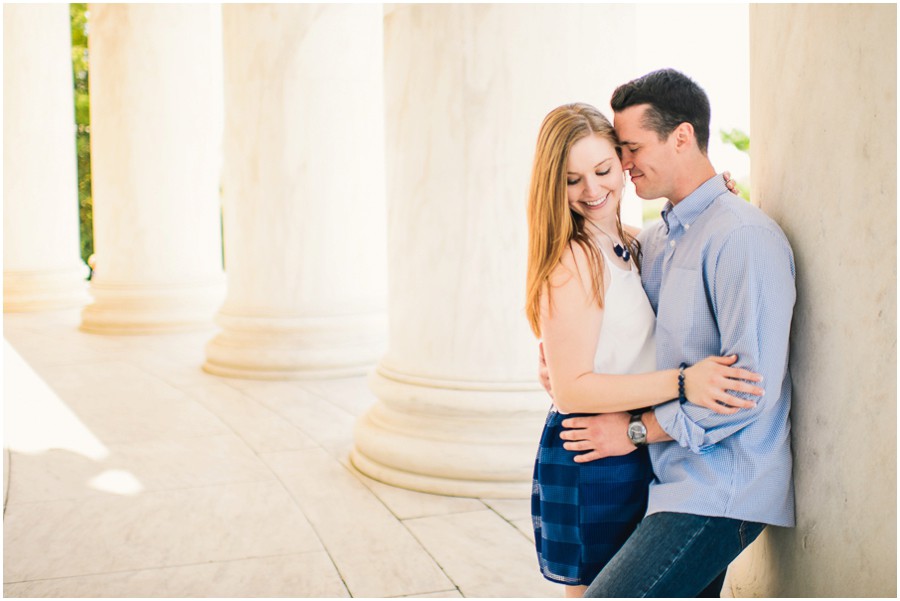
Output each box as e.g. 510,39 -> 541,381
531,408 -> 654,586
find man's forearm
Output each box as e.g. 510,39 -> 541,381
644,410 -> 673,444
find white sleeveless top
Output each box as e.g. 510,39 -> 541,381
592,246 -> 657,375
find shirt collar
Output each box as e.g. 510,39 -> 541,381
660,173 -> 728,233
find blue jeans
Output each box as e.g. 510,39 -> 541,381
583,512 -> 766,598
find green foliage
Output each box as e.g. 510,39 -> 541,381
720,128 -> 750,154
70,3 -> 93,265
732,181 -> 751,201
719,128 -> 751,201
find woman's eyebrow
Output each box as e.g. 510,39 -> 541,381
566,158 -> 614,175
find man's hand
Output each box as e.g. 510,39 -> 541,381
538,342 -> 553,399
560,412 -> 636,462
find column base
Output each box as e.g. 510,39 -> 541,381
351,362 -> 549,498
80,277 -> 225,334
203,308 -> 387,379
3,265 -> 90,312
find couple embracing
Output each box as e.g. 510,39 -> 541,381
525,69 -> 796,598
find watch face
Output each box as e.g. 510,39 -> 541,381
628,421 -> 647,443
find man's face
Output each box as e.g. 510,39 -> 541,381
614,104 -> 677,201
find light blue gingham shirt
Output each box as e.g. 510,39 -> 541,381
639,174 -> 796,527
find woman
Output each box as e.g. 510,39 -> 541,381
525,103 -> 762,597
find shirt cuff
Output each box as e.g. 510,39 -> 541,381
654,401 -> 714,454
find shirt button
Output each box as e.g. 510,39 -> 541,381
684,224 -> 691,230
670,240 -> 676,248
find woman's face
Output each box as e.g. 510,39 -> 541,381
565,133 -> 624,226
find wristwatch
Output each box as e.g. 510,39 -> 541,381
627,413 -> 648,447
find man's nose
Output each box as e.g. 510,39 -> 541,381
620,149 -> 634,170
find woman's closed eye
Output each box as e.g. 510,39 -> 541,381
567,170 -> 610,186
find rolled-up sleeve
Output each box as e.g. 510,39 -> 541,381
655,225 -> 796,454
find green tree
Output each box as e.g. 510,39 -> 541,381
720,128 -> 750,153
719,128 -> 750,201
70,3 -> 93,265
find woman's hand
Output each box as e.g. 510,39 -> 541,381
723,171 -> 739,195
683,355 -> 763,414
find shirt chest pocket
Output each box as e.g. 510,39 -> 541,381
656,267 -> 700,341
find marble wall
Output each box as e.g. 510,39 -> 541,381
203,4 -> 388,378
351,4 -> 641,497
727,4 -> 897,596
3,4 -> 89,311
82,4 -> 226,333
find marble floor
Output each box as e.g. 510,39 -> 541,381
3,309 -> 562,598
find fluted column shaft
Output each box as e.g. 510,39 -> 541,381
203,4 -> 387,379
352,5 -> 638,498
81,4 -> 225,333
3,4 -> 89,312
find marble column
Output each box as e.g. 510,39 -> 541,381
351,5 -> 638,498
726,5 -> 897,597
80,4 -> 225,333
3,4 -> 90,312
203,4 -> 387,379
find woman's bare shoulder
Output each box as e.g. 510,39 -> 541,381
623,223 -> 642,237
549,241 -> 593,288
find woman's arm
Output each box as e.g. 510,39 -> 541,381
541,243 -> 762,415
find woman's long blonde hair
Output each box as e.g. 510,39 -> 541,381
525,103 -> 639,338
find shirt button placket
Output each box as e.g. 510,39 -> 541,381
663,238 -> 677,269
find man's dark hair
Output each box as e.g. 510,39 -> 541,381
610,69 -> 711,154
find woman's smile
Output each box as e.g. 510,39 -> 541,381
583,193 -> 609,208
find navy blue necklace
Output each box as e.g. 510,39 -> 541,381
590,224 -> 631,262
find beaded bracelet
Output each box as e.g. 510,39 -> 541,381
678,362 -> 688,403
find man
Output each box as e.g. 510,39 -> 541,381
548,69 -> 796,597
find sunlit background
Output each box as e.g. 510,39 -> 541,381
631,4 -> 751,223
67,3 -> 751,264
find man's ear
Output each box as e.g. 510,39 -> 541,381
672,122 -> 696,152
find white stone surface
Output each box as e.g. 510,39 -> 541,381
484,495 -> 538,541
482,497 -> 533,523
297,375 -> 380,417
24,361 -> 229,445
3,449 -> 9,511
262,447 -> 453,597
183,381 -> 320,454
348,461 -> 487,521
3,480 -> 323,582
3,311 -> 570,597
5,434 -> 272,505
204,4 -> 388,379
401,591 -> 464,598
3,552 -> 349,598
240,380 -> 362,459
4,339 -> 110,461
404,509 -> 561,598
81,4 -> 225,333
3,4 -> 89,312
727,4 -> 896,597
354,5 -> 638,497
